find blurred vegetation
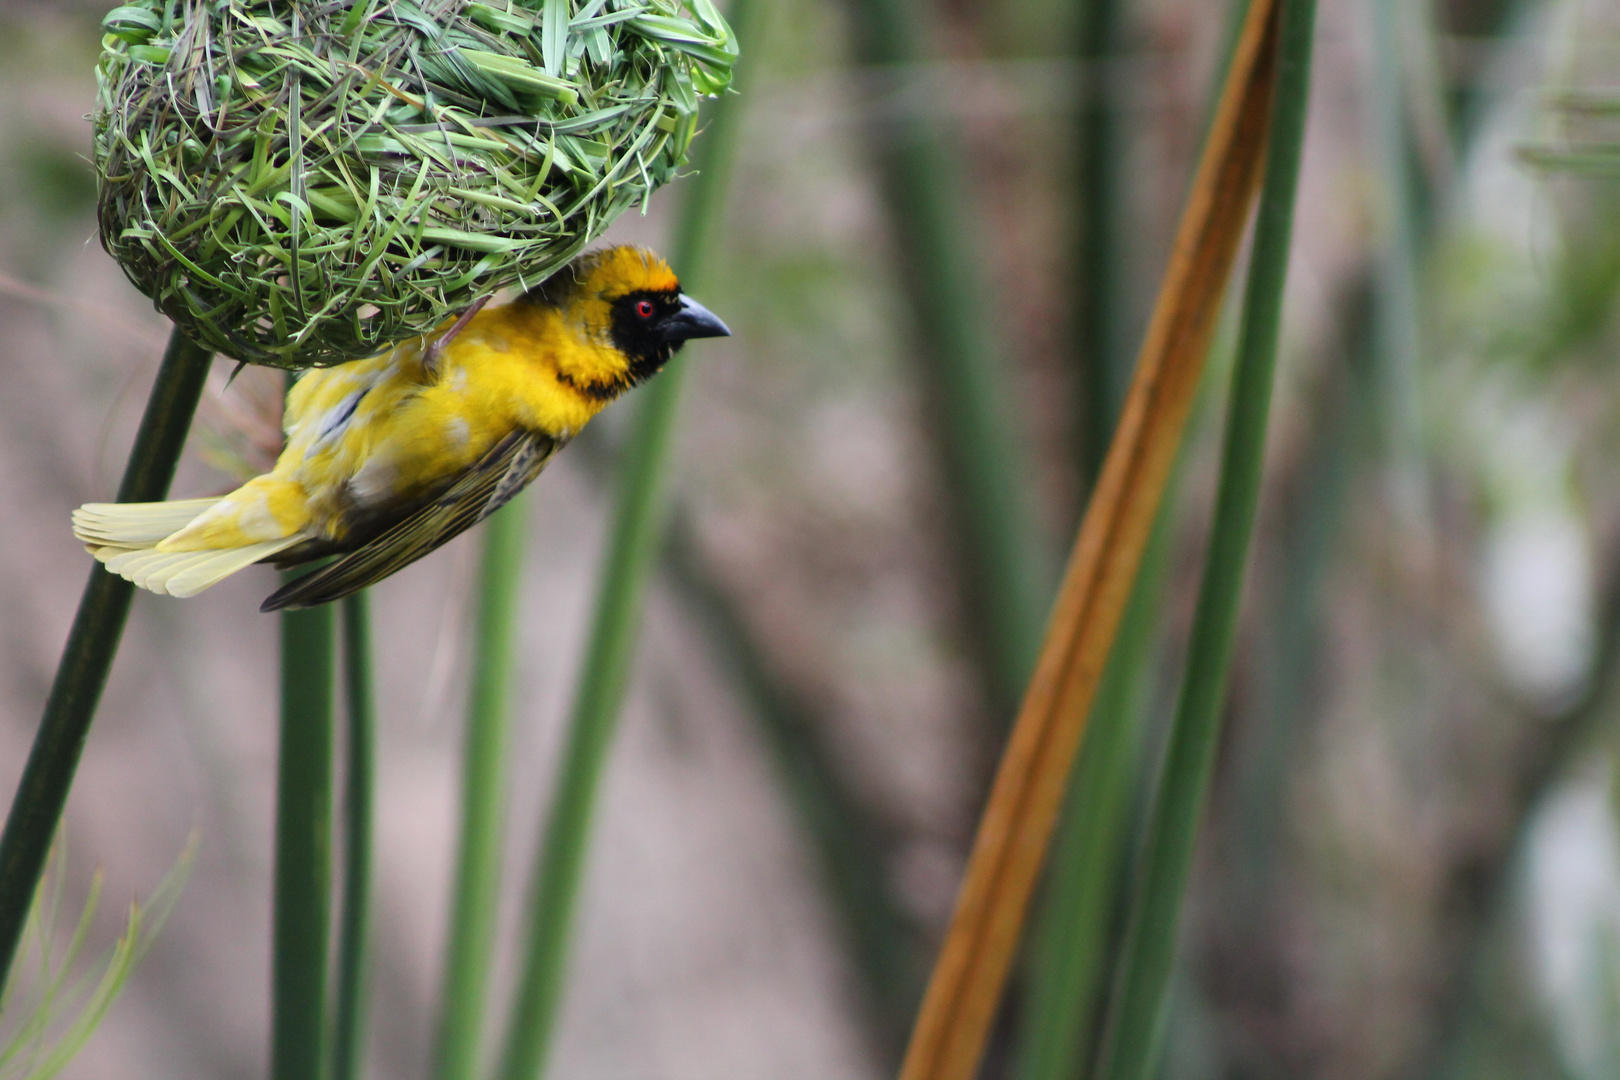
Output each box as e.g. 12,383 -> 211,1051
0,839 -> 190,1080
7,0 -> 1620,1078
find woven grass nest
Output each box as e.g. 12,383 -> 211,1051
94,0 -> 736,368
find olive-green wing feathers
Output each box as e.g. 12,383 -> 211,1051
261,430 -> 561,612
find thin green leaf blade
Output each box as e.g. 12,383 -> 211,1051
542,0 -> 568,77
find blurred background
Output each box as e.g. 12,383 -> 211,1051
1,0 -> 1619,1077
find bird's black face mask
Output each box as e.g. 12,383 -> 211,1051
609,290 -> 731,382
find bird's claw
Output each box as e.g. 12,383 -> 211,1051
421,294 -> 492,380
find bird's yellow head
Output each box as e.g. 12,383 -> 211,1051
522,245 -> 730,400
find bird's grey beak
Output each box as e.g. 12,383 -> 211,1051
661,295 -> 731,342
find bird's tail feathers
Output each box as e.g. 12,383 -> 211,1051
75,498 -> 306,597
72,498 -> 225,549
89,537 -> 304,598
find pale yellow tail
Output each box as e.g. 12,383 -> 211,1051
72,499 -> 224,549
72,500 -> 303,598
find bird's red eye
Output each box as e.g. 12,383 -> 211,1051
635,299 -> 656,319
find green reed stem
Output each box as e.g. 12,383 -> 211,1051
274,591 -> 336,1080
1019,0 -> 1252,1067
437,500 -> 527,1080
1369,0 -> 1435,541
563,430 -> 920,1059
1018,489 -> 1177,1080
1075,0 -> 1128,489
494,0 -> 756,1073
0,328 -> 212,996
662,510 -> 922,1057
841,0 -> 1052,715
1092,1 -> 1317,1077
495,366 -> 685,1080
333,592 -> 376,1080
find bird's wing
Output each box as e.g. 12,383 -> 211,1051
261,429 -> 562,612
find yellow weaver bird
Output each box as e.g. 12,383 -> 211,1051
73,245 -> 729,612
